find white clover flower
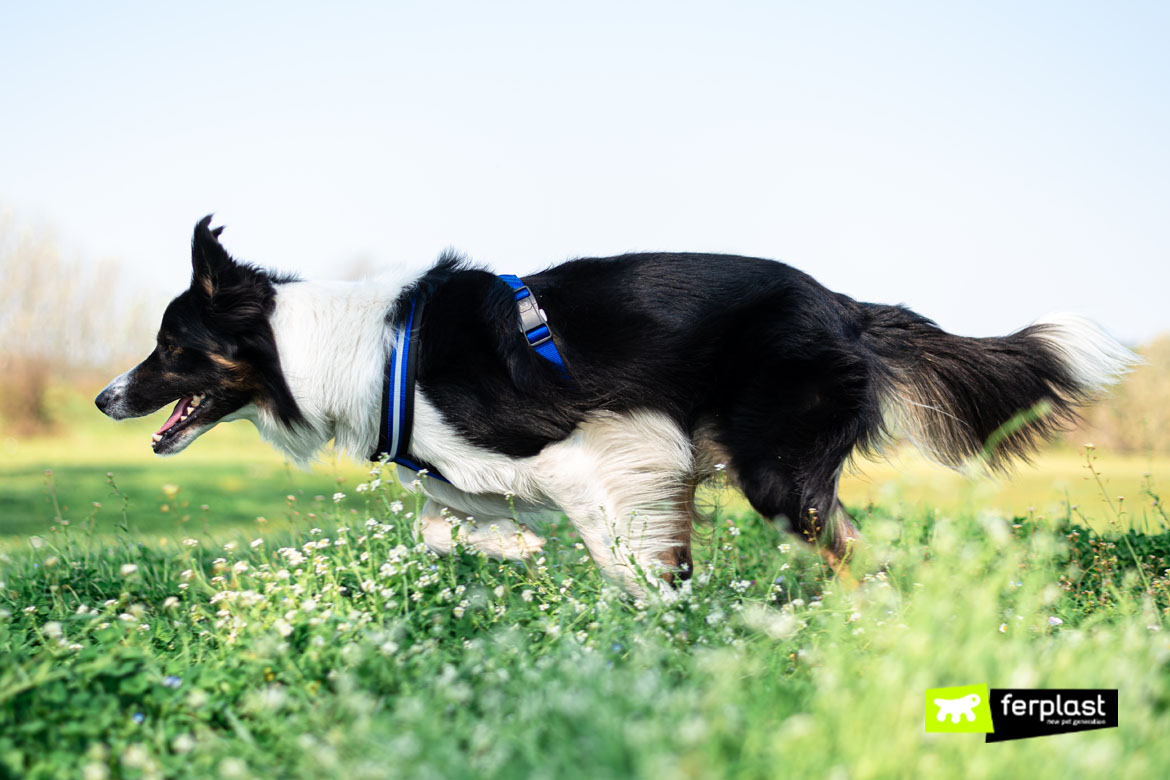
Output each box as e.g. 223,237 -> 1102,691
120,563 -> 139,577
82,762 -> 109,780
43,621 -> 63,639
171,733 -> 196,754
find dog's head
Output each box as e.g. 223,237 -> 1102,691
95,216 -> 302,455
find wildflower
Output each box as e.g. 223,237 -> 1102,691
120,744 -> 149,768
163,596 -> 180,610
82,762 -> 109,780
250,538 -> 264,548
390,500 -> 404,513
333,492 -> 346,503
778,543 -> 791,554
132,712 -> 145,724
43,621 -> 63,639
232,561 -> 249,575
218,757 -> 248,779
1048,616 -> 1064,627
183,538 -> 199,547
521,589 -> 535,602
163,675 -> 183,688
493,586 -> 505,599
999,623 -> 1007,633
120,563 -> 139,577
223,541 -> 237,552
172,733 -> 197,754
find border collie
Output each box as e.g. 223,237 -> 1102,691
96,217 -> 1135,595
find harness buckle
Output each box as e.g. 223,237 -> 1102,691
514,287 -> 552,347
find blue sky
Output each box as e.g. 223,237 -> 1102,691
2,1 -> 1167,343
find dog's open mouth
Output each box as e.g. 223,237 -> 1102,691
151,393 -> 209,453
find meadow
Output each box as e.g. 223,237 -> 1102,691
2,396 -> 1169,779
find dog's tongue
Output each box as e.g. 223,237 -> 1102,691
156,397 -> 193,436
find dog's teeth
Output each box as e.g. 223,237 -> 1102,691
191,395 -> 202,407
180,414 -> 188,422
152,434 -> 162,443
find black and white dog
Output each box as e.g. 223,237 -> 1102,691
97,217 -> 1134,593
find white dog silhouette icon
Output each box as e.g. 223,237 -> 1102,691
934,693 -> 981,723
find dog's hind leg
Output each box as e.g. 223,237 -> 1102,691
534,410 -> 696,597
415,499 -> 546,560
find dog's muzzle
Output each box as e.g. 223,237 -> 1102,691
95,371 -> 133,419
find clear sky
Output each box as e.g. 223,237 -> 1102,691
2,1 -> 1167,343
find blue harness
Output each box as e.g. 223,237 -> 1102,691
370,275 -> 571,475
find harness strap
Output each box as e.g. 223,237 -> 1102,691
370,296 -> 448,481
498,274 -> 573,383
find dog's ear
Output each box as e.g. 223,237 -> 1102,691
191,215 -> 243,299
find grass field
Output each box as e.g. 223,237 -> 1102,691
2,405 -> 1169,778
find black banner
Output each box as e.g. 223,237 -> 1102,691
985,689 -> 1118,742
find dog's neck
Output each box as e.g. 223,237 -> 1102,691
249,274 -> 414,465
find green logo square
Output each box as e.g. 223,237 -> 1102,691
925,684 -> 994,733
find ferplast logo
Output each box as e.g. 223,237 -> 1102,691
925,685 -> 994,734
925,685 -> 1118,741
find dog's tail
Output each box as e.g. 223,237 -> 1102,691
861,307 -> 1138,471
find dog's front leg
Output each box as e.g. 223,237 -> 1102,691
414,499 -> 546,561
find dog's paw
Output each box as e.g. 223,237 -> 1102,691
416,508 -> 545,561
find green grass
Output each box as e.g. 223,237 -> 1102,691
3,401 -> 1170,778
1,411 -> 368,543
2,463 -> 1170,778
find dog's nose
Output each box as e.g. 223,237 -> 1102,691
95,388 -> 113,414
